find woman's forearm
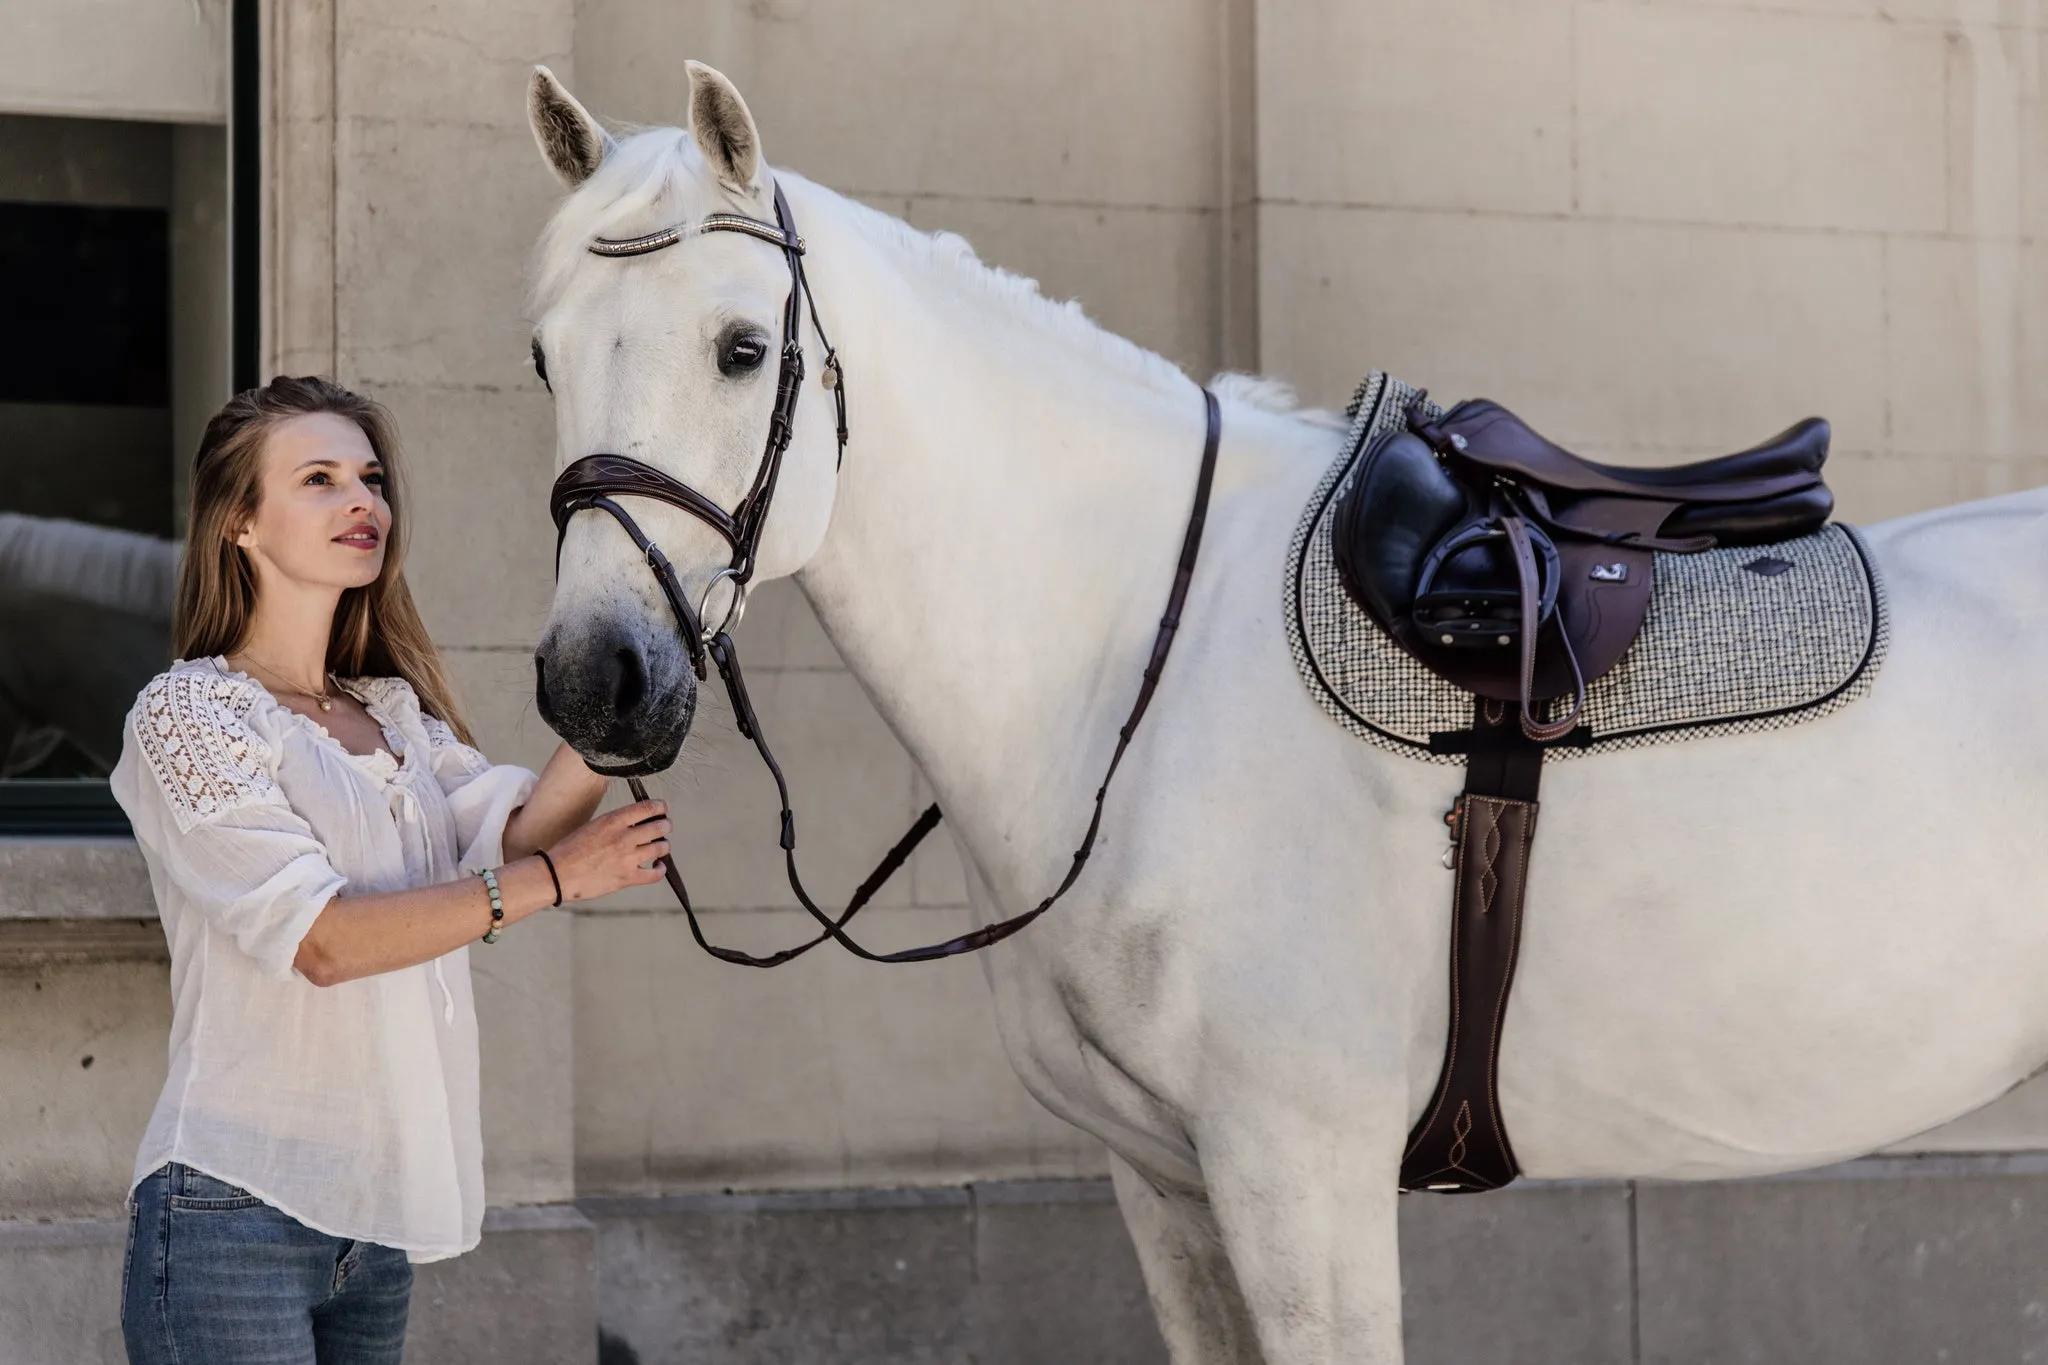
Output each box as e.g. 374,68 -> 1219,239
502,743 -> 609,860
293,856 -> 556,986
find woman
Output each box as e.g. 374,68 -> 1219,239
113,376 -> 667,1364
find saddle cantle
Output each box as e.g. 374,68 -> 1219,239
1333,398 -> 1833,745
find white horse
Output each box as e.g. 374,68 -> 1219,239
523,64 -> 2048,1363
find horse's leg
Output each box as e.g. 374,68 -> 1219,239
1109,1154 -> 1265,1365
1198,1113 -> 1407,1365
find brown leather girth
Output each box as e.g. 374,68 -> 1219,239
1399,701 -> 1543,1193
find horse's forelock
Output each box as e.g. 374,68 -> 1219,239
529,127 -> 707,312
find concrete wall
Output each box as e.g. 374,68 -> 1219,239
1257,0 -> 2048,523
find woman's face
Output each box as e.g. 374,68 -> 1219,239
235,413 -> 391,593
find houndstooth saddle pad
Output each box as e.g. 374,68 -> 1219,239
1285,372 -> 1890,764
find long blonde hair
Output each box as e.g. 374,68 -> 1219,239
173,375 -> 475,745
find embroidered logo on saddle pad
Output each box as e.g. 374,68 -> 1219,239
1284,372 -> 1890,764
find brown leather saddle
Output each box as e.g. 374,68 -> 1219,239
1331,396 -> 1833,1192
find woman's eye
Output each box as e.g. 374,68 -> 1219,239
305,472 -> 330,486
719,335 -> 768,376
364,472 -> 385,488
531,338 -> 550,391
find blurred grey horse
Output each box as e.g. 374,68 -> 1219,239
0,512 -> 176,776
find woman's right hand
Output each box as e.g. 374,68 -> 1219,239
544,799 -> 671,901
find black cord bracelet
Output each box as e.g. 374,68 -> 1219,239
536,848 -> 565,908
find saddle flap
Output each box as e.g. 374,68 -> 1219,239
1334,424 -> 1656,710
1411,544 -> 1651,704
1332,428 -> 1473,632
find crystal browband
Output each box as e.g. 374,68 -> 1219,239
588,213 -> 805,258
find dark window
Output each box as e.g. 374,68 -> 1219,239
0,203 -> 174,539
0,202 -> 170,407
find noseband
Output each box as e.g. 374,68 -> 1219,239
546,181 -> 1222,966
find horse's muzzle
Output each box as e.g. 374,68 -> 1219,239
533,619 -> 695,776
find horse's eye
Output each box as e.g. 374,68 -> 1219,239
719,334 -> 768,376
531,338 -> 550,391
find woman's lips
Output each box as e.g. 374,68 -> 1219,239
334,525 -> 381,550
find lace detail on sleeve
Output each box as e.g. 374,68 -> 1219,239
134,671 -> 277,834
421,713 -> 491,782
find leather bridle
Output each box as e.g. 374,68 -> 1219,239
547,181 -> 1223,966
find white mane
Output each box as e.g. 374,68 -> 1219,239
529,126 -> 698,311
816,186 -> 1190,399
531,127 -> 1284,409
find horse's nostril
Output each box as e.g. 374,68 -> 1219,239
611,645 -> 646,714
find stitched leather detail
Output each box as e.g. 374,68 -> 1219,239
1401,791 -> 1537,1193
1445,1102 -> 1473,1171
1484,802 -> 1535,1160
1478,803 -> 1502,914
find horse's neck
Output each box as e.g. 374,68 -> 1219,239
793,210 -> 1206,885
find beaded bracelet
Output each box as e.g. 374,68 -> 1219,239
480,867 -> 505,943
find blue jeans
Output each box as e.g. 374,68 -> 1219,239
121,1163 -> 413,1365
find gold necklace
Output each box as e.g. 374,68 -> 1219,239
239,655 -> 336,712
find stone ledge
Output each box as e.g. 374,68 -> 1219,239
481,1201 -> 597,1234
581,1178 -> 1164,1365
0,838 -> 151,920
0,918 -> 166,969
19,1165 -> 2048,1364
580,1158 -> 2048,1365
0,1216 -> 127,1250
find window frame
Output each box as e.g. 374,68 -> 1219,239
0,0 -> 258,837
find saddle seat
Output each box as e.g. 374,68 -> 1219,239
1333,396 -> 1834,744
1448,402 -> 1828,494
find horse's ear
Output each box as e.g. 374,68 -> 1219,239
529,66 -> 613,188
686,61 -> 765,201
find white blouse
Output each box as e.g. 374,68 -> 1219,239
111,657 -> 536,1263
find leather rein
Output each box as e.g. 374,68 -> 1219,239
547,182 -> 1224,966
